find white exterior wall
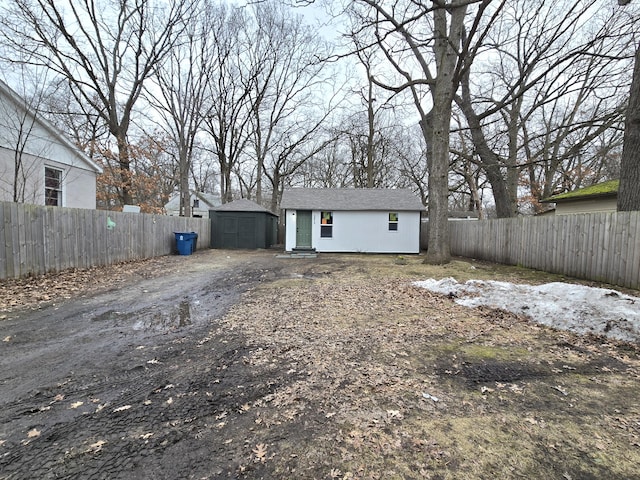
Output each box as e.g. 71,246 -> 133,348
0,148 -> 97,209
555,198 -> 617,215
285,209 -> 421,253
0,86 -> 99,209
284,209 -> 298,251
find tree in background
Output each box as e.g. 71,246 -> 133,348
148,0 -> 212,217
346,0 -> 503,264
455,0 -> 631,217
94,133 -> 177,213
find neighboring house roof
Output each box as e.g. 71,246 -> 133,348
212,198 -> 278,216
0,79 -> 102,174
164,191 -> 221,211
541,179 -> 619,203
281,188 -> 424,211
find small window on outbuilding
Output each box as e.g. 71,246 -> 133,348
389,212 -> 398,231
320,211 -> 333,238
45,167 -> 62,206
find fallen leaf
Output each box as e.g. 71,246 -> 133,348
166,397 -> 173,405
330,468 -> 343,479
113,405 -> 131,413
86,440 -> 106,453
3,336 -> 11,342
140,433 -> 154,440
70,401 -> 84,409
253,443 -> 268,463
52,394 -> 65,402
553,385 -> 568,396
27,428 -> 41,438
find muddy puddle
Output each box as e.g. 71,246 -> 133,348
87,298 -> 207,332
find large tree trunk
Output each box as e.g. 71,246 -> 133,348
116,133 -> 133,206
179,148 -> 191,217
457,71 -> 516,217
425,90 -> 452,264
618,43 -> 640,211
423,3 -> 467,264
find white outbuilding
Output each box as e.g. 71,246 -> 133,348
280,188 -> 424,254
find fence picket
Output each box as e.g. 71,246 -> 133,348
0,201 -> 211,280
444,212 -> 640,290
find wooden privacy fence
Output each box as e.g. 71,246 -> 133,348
0,201 -> 211,280
447,212 -> 640,290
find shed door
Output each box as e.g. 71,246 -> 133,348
222,217 -> 239,248
220,215 -> 257,249
296,210 -> 312,248
237,217 -> 256,248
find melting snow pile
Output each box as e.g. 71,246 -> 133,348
413,278 -> 640,343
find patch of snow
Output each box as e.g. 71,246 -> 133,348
413,278 -> 640,343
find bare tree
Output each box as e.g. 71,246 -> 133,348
455,0 -> 632,216
148,0 -> 211,216
244,0 -> 338,210
346,0 -> 501,264
201,4 -> 255,204
1,0 -> 194,206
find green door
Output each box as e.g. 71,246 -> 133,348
296,210 -> 312,248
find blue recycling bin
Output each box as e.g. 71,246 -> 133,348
174,232 -> 198,255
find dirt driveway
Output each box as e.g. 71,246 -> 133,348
1,250 -> 640,479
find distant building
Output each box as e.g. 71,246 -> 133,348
541,180 -> 619,215
164,190 -> 221,217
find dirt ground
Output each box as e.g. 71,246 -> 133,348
1,250 -> 640,479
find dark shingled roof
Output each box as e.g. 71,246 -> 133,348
280,188 -> 424,211
212,198 -> 277,215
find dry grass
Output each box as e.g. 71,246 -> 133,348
3,251 -> 639,478
222,253 -> 640,479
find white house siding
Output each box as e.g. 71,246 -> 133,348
555,198 -> 617,215
285,209 -> 420,253
0,149 -> 97,209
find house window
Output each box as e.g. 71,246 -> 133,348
45,167 -> 62,206
193,199 -> 200,208
389,212 -> 398,231
320,211 -> 333,238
